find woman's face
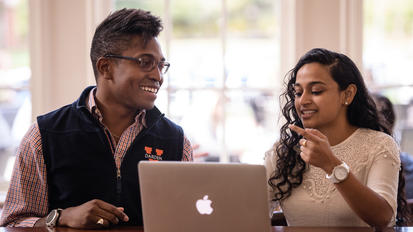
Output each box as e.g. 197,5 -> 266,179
293,62 -> 348,132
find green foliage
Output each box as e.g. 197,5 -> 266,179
115,0 -> 163,17
365,0 -> 413,36
16,0 -> 28,42
227,0 -> 278,37
115,0 -> 278,38
9,48 -> 29,68
402,0 -> 413,34
171,0 -> 220,37
363,0 -> 374,27
0,0 -> 29,69
384,9 -> 396,33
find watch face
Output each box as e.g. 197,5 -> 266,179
46,210 -> 56,223
46,210 -> 57,226
335,166 -> 348,180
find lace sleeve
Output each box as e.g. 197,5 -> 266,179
366,136 -> 400,222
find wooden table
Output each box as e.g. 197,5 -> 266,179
0,227 -> 411,232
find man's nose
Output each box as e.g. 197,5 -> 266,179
148,66 -> 163,82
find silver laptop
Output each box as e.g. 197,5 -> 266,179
138,161 -> 271,232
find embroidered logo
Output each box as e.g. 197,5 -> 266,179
156,149 -> 163,156
144,146 -> 164,161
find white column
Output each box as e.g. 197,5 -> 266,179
29,0 -> 111,119
280,0 -> 363,78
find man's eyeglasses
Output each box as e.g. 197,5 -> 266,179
104,54 -> 170,74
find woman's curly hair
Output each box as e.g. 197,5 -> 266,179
268,48 -> 408,225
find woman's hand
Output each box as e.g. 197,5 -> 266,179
288,124 -> 341,174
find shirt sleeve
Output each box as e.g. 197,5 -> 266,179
181,135 -> 193,162
366,138 -> 400,224
0,123 -> 49,227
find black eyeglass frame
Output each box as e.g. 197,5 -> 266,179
104,54 -> 170,74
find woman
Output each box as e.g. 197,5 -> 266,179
265,48 -> 408,228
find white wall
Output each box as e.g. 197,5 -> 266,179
280,0 -> 363,77
29,0 -> 111,119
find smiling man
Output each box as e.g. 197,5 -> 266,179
0,9 -> 193,228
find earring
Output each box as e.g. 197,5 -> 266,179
345,101 -> 349,105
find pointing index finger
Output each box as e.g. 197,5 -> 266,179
288,124 -> 320,142
288,124 -> 306,136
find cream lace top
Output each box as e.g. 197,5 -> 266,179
264,128 -> 400,227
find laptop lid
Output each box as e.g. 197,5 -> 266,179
138,161 -> 271,232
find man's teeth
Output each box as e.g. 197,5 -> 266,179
141,86 -> 157,93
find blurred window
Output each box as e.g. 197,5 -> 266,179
114,0 -> 281,163
0,0 -> 31,192
364,0 -> 413,154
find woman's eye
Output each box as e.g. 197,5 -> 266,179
294,92 -> 302,97
312,91 -> 322,95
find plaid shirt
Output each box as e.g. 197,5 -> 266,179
0,88 -> 193,227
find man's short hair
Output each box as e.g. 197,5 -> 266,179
90,8 -> 163,79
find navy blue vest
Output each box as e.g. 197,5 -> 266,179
37,86 -> 183,226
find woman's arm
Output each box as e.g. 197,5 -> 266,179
289,125 -> 397,229
334,171 -> 395,228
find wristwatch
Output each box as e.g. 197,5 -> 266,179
46,208 -> 62,227
326,162 -> 350,184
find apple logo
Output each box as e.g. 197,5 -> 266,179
196,195 -> 213,215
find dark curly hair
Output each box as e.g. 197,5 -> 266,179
268,48 -> 408,225
90,8 -> 163,79
372,93 -> 396,132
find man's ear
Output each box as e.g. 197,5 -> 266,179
343,84 -> 357,105
96,57 -> 113,80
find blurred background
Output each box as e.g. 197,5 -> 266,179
0,0 -> 412,200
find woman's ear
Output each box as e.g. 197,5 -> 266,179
96,57 -> 113,80
343,84 -> 357,105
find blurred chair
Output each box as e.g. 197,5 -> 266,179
0,190 -> 5,214
271,211 -> 287,226
407,198 -> 413,226
401,128 -> 413,155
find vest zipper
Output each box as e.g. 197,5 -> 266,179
116,168 -> 122,204
112,113 -> 165,205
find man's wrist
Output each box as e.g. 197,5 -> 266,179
33,217 -> 47,227
57,208 -> 67,227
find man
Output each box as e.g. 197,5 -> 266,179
0,8 -> 193,228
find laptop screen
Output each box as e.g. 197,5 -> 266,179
138,161 -> 271,232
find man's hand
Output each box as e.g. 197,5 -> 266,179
192,144 -> 209,159
57,199 -> 129,229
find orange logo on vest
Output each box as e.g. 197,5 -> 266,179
144,146 -> 163,161
144,146 -> 152,154
156,149 -> 163,156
